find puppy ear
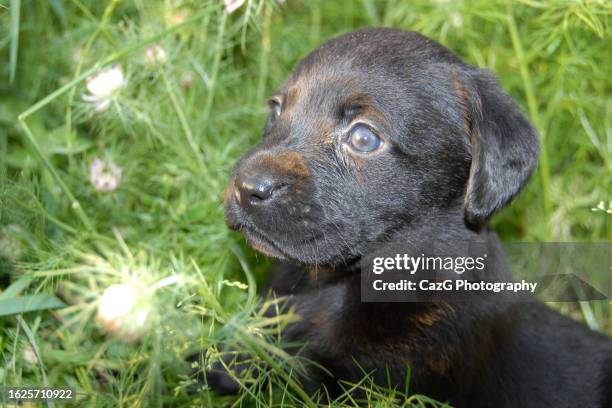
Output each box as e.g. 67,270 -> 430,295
457,70 -> 539,226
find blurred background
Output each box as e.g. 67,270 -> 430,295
0,0 -> 610,406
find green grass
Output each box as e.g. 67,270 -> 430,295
0,0 -> 610,406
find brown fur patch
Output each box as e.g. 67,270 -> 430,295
309,307 -> 331,327
344,93 -> 390,129
450,74 -> 472,137
284,86 -> 302,110
270,150 -> 311,179
450,71 -> 482,211
421,344 -> 453,374
306,264 -> 337,282
411,301 -> 454,327
224,176 -> 236,207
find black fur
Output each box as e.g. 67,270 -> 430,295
208,28 -> 612,407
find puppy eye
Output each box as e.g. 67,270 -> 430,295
268,99 -> 282,117
347,125 -> 382,153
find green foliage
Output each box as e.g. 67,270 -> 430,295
0,0 -> 610,406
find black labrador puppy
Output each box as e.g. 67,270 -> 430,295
212,28 -> 612,407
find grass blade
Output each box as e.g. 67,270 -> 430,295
0,276 -> 31,300
18,316 -> 54,408
9,0 -> 20,84
0,294 -> 66,316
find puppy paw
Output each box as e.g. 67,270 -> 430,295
187,350 -> 252,396
202,368 -> 241,396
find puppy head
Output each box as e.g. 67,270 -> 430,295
225,28 -> 538,265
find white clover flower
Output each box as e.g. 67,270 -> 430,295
97,283 -> 150,342
224,0 -> 245,14
89,157 -> 122,193
451,12 -> 464,28
145,45 -> 167,66
82,64 -> 126,113
23,345 -> 38,365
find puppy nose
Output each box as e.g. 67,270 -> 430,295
235,174 -> 283,206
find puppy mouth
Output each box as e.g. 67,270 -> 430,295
227,210 -> 331,261
225,190 -> 339,263
243,226 -> 288,259
227,214 -> 288,259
